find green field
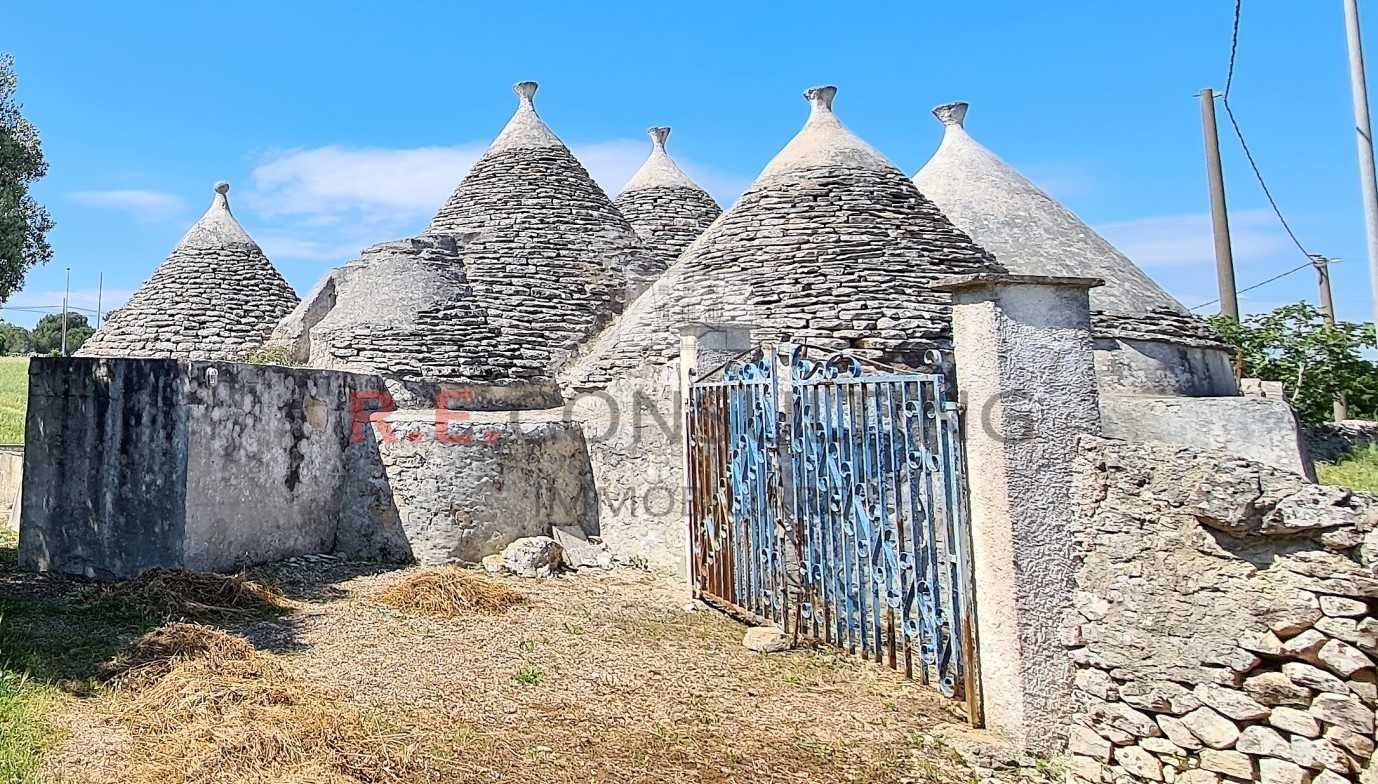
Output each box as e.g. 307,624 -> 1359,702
1318,445 -> 1378,494
0,358 -> 26,444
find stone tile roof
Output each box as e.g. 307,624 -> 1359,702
913,102 -> 1224,348
280,234 -> 538,386
77,183 -> 299,361
425,82 -> 657,375
614,127 -> 722,272
565,86 -> 1002,390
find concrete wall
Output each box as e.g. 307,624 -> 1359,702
21,358 -> 190,578
1100,395 -> 1314,480
569,369 -> 684,574
20,358 -> 597,579
336,408 -> 596,564
1094,339 -> 1239,398
1065,435 -> 1378,784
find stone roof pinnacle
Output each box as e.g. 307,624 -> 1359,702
933,101 -> 969,128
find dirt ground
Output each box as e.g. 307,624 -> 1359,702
28,557 -> 987,783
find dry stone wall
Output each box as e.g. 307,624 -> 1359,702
1066,435 -> 1378,784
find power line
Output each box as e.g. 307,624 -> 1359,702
1193,257 -> 1344,311
1191,0 -> 1324,311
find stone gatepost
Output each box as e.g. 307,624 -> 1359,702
935,273 -> 1104,755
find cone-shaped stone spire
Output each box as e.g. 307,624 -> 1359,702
426,82 -> 657,375
78,182 -> 300,360
614,126 -> 722,270
914,102 -> 1222,347
567,86 -> 1001,389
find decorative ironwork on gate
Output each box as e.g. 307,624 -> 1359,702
685,345 -> 980,723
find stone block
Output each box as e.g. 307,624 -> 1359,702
1124,681 -> 1202,715
1088,701 -> 1162,739
1176,771 -> 1221,784
1323,726 -> 1375,758
1200,749 -> 1256,779
1283,662 -> 1348,694
1259,758 -> 1311,784
501,536 -> 563,578
1281,631 -> 1330,664
1237,725 -> 1292,758
1078,668 -> 1120,701
1141,737 -> 1186,756
1115,746 -> 1165,781
1318,639 -> 1372,678
1069,725 -> 1114,762
742,627 -> 790,653
1310,692 -> 1375,735
1291,737 -> 1354,774
1182,706 -> 1242,750
1270,706 -> 1323,738
1195,684 -> 1272,721
1247,671 -> 1316,706
1158,715 -> 1205,751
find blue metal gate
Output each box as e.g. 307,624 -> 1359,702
686,346 -> 980,722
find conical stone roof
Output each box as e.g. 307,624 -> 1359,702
425,81 -> 656,374
78,182 -> 299,360
568,86 -> 1001,389
914,102 -> 1222,347
614,127 -> 721,270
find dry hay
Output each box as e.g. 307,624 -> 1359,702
370,567 -> 525,618
89,568 -> 291,621
112,630 -> 435,783
101,622 -> 256,689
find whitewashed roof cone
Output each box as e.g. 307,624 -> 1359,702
567,85 -> 1001,390
914,102 -> 1222,346
78,182 -> 299,361
614,126 -> 722,270
425,81 -> 658,376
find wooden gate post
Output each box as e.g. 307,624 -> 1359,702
935,273 -> 1103,755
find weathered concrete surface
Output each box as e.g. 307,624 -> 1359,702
1100,394 -> 1314,479
1093,338 -> 1239,397
940,273 -> 1103,754
20,358 -> 384,578
335,407 -> 596,565
0,445 -> 23,532
1066,436 -> 1378,783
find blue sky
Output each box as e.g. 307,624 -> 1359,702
3,1 -> 1375,327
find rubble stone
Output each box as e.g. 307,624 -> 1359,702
500,536 -> 564,578
1195,684 -> 1271,721
1237,725 -> 1292,758
1320,596 -> 1368,618
1069,726 -> 1114,762
1282,662 -> 1348,694
1158,715 -> 1206,750
1115,746 -> 1165,781
1309,693 -> 1374,734
1181,707 -> 1242,750
1317,639 -> 1372,678
1200,749 -> 1255,779
1259,758 -> 1311,784
1270,706 -> 1323,738
1246,671 -> 1315,706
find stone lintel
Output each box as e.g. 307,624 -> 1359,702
934,272 -> 1105,294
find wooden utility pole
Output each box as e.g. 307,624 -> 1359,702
1201,88 -> 1240,320
1343,0 -> 1378,330
1314,255 -> 1351,420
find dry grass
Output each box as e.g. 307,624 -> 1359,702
100,623 -> 256,690
370,567 -> 525,618
88,568 -> 291,621
109,626 -> 436,784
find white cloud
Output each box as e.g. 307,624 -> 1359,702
1095,209 -> 1288,267
68,190 -> 186,220
242,139 -> 750,264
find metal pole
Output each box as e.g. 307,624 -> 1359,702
1201,88 -> 1240,320
1314,255 -> 1351,420
60,266 -> 69,356
1344,0 -> 1378,329
96,271 -> 103,329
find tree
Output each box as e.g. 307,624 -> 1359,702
32,312 -> 92,355
0,53 -> 53,301
0,321 -> 32,355
1207,303 -> 1378,423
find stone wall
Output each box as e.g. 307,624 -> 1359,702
1065,435 -> 1378,784
1307,421 -> 1378,465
